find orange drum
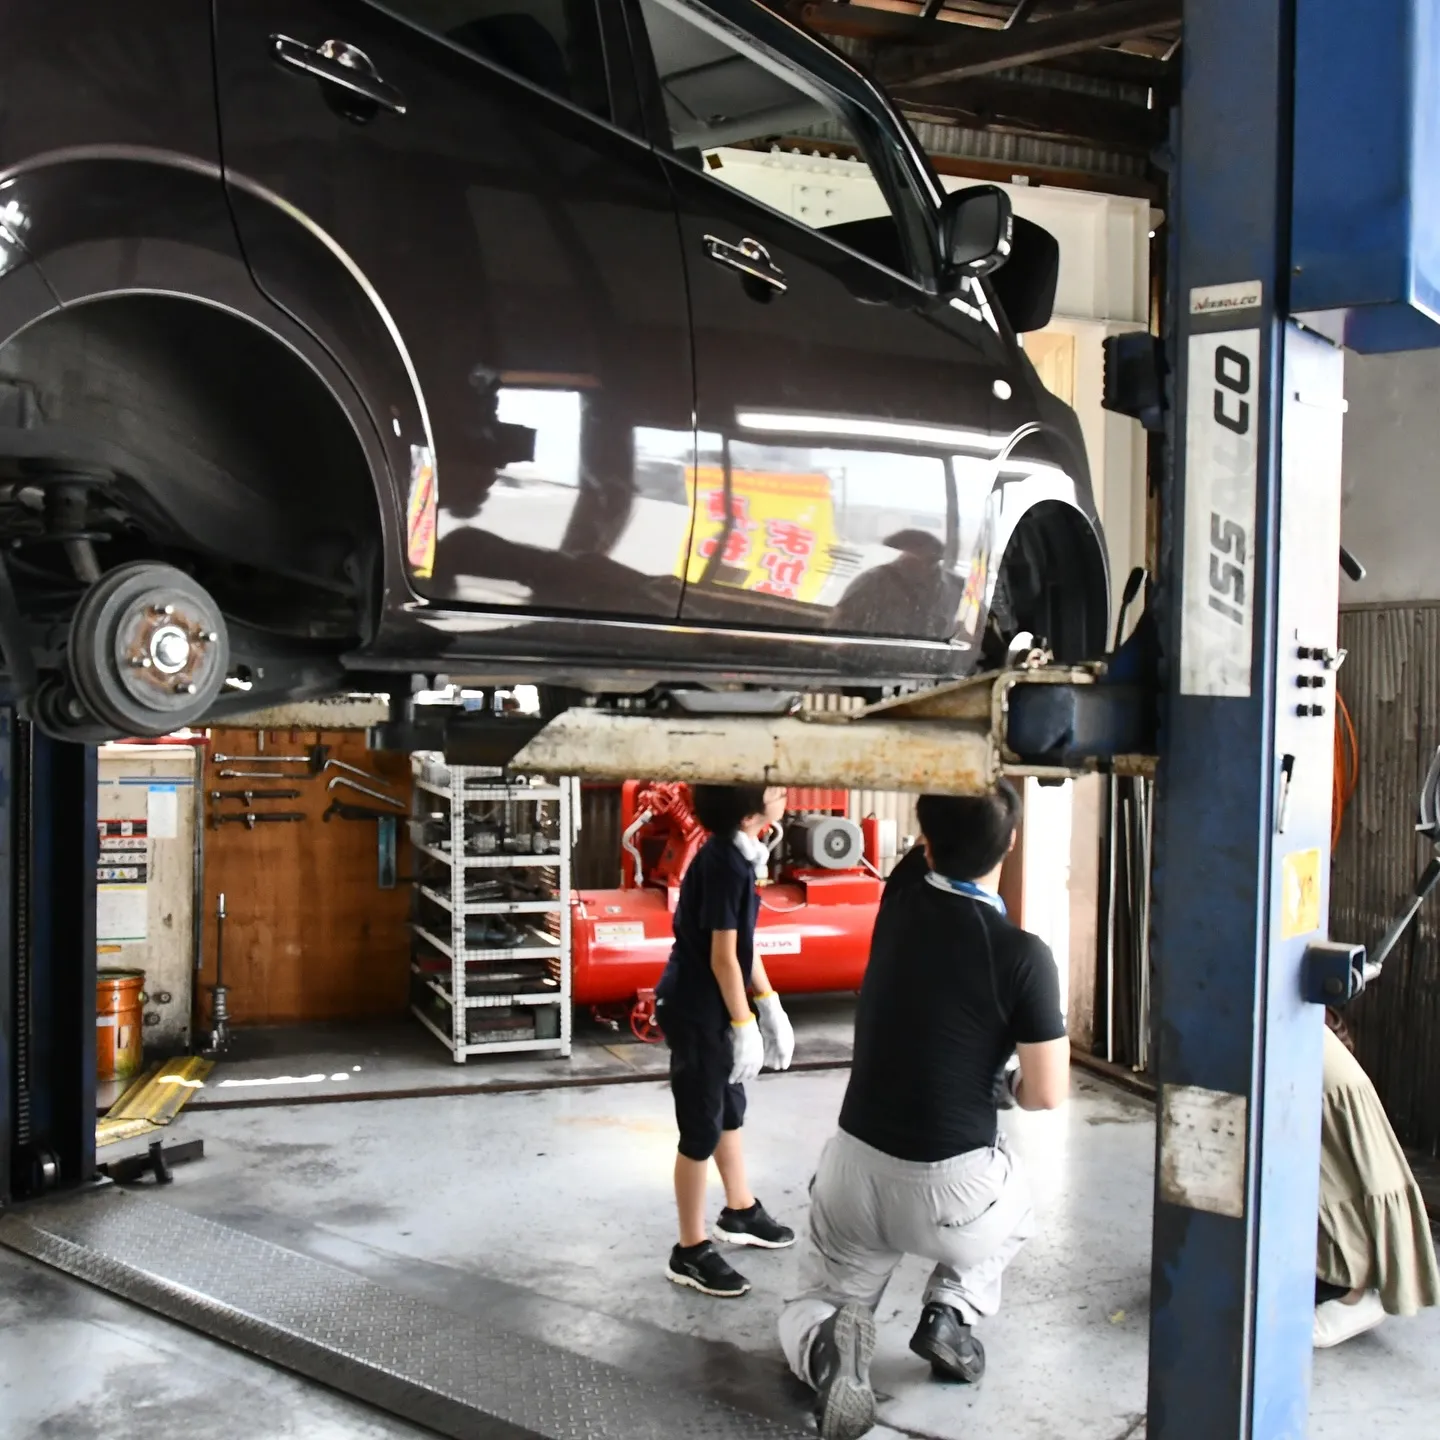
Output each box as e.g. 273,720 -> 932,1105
96,969 -> 145,1083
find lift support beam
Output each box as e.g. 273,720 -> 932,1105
510,665 -> 1157,794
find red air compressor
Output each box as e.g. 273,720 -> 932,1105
571,782 -> 886,1041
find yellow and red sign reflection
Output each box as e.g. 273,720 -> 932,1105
681,466 -> 837,604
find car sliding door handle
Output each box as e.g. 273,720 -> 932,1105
271,35 -> 408,115
703,235 -> 787,294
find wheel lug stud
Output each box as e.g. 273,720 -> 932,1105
131,656 -> 152,669
174,682 -> 197,696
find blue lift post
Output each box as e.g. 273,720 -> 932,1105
0,709 -> 98,1206
1151,3 -> 1440,1436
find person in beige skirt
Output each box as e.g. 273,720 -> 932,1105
1314,1016 -> 1440,1347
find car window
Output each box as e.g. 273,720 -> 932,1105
384,1 -> 609,117
631,0 -> 909,273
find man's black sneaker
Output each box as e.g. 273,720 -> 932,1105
666,1241 -> 750,1298
715,1199 -> 796,1249
808,1302 -> 877,1440
909,1302 -> 986,1383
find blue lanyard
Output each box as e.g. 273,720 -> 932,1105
925,870 -> 1007,917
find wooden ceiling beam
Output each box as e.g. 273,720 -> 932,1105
790,2 -> 1006,44
875,0 -> 1182,88
897,76 -> 1166,150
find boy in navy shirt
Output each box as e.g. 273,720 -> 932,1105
657,783 -> 796,1297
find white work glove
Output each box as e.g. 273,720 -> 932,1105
729,1015 -> 765,1084
755,991 -> 795,1071
993,1053 -> 1021,1110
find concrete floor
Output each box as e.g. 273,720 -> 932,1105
105,996 -> 861,1113
11,1064 -> 1440,1439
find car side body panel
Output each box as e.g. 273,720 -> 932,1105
0,0 -> 1110,700
213,0 -> 698,627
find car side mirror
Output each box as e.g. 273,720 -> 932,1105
940,185 -> 1013,285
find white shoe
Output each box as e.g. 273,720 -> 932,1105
1314,1290 -> 1386,1348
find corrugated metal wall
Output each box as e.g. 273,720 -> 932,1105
575,784 -> 623,890
1332,604 -> 1440,1154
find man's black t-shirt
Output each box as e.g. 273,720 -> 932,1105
839,844 -> 1066,1162
655,834 -> 760,1026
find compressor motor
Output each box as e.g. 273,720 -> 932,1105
788,814 -> 865,871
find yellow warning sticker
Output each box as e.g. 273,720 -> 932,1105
1281,847 -> 1322,939
406,443 -> 437,579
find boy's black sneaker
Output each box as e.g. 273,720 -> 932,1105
909,1302 -> 986,1383
715,1199 -> 796,1249
666,1241 -> 750,1298
808,1301 -> 877,1440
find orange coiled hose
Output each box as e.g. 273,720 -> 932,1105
1333,693 -> 1359,853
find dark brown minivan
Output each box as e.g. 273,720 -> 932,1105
0,0 -> 1107,738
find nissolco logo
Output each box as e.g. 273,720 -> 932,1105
1190,280 -> 1264,316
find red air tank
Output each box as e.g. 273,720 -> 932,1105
569,781 -> 883,1036
571,870 -> 881,1005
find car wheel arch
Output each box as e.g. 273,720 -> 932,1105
0,288 -> 400,644
984,497 -> 1110,666
0,147 -> 421,551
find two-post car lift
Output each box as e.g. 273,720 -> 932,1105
3,3 -> 1439,1437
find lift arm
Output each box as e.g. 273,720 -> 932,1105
509,665 -> 1157,795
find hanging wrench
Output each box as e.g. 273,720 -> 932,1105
218,769 -> 310,780
210,811 -> 306,830
212,744 -> 330,775
212,754 -> 310,764
322,758 -> 398,789
210,789 -> 302,806
326,776 -> 406,810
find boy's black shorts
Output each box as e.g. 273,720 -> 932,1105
657,1002 -> 746,1161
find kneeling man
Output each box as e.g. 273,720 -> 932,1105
779,784 -> 1069,1440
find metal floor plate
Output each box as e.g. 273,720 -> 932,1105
0,1188 -> 811,1440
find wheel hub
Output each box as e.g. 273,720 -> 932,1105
67,562 -> 231,736
121,600 -> 217,701
148,623 -> 193,676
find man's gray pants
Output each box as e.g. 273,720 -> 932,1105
779,1128 -> 1034,1383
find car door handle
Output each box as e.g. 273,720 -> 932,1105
271,35 -> 408,115
703,235 -> 787,294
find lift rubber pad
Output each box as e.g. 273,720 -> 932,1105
0,1189 -> 811,1440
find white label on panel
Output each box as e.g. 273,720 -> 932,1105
147,784 -> 179,839
755,932 -> 801,955
1159,1083 -> 1248,1218
97,886 -> 148,943
1189,279 -> 1263,315
1181,329 -> 1261,696
593,922 -> 645,944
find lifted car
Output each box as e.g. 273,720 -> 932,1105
0,0 -> 1108,740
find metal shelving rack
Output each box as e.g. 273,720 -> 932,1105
408,759 -> 572,1062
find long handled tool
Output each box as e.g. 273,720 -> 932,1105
207,893 -> 230,1056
